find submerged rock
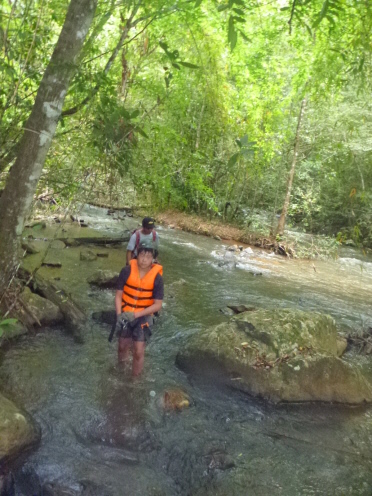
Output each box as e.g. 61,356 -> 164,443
43,482 -> 80,495
87,270 -> 118,289
80,249 -> 97,261
50,240 -> 66,250
161,389 -> 190,411
92,310 -> 116,325
64,238 -> 80,247
176,309 -> 372,404
21,240 -> 41,254
0,393 -> 40,463
227,304 -> 256,314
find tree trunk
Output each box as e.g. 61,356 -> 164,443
0,0 -> 98,298
275,98 -> 307,236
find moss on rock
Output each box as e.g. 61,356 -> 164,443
0,393 -> 40,463
177,309 -> 372,404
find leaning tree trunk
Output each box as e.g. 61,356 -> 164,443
0,0 -> 97,298
275,98 -> 307,236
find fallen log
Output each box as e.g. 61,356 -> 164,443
19,268 -> 86,342
59,235 -> 129,246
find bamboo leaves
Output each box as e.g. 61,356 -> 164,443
159,41 -> 199,70
228,135 -> 256,167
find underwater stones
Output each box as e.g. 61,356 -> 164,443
50,240 -> 66,250
92,310 -> 116,325
79,249 -> 97,261
64,238 -> 80,247
41,253 -> 62,268
227,304 -> 256,314
87,270 -> 118,289
168,278 -> 187,287
0,393 -> 40,463
20,287 -> 64,326
42,482 -> 80,496
177,308 -> 372,404
25,221 -> 46,229
219,307 -> 235,317
162,389 -> 190,411
42,480 -> 111,496
21,240 -> 41,254
336,336 -> 348,357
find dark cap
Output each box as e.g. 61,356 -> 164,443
142,217 -> 155,229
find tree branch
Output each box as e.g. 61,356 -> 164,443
288,0 -> 297,35
62,1 -> 142,117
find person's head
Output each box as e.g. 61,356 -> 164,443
137,241 -> 154,268
142,217 -> 155,235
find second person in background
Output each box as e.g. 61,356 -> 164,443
126,216 -> 160,266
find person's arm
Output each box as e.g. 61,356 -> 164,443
115,290 -> 123,316
126,233 -> 136,265
126,250 -> 133,266
115,266 -> 130,315
154,232 -> 160,261
134,299 -> 162,318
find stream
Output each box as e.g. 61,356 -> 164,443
1,205 -> 372,495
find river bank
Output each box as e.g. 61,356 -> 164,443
23,202 -> 350,259
154,210 -> 339,259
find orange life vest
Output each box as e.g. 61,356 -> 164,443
122,259 -> 163,313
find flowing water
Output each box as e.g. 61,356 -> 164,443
1,205 -> 372,495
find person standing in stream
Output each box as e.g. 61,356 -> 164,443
115,241 -> 164,376
126,217 -> 160,266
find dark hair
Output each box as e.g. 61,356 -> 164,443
138,241 -> 154,255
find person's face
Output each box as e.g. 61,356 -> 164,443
137,250 -> 153,269
142,227 -> 153,235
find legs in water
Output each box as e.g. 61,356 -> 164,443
132,341 -> 145,376
118,337 -> 132,364
118,338 -> 145,376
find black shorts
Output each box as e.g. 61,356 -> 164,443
118,315 -> 153,342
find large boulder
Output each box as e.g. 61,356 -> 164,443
177,309 -> 372,404
0,393 -> 40,463
19,287 -> 64,326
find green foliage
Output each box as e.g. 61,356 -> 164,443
1,0 -> 372,249
0,317 -> 18,338
91,95 -> 141,174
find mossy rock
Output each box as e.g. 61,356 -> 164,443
20,287 -> 64,326
80,249 -> 97,261
177,309 -> 372,404
87,270 -> 118,288
0,321 -> 28,345
0,393 -> 40,463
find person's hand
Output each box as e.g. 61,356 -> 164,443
115,315 -> 123,332
123,311 -> 136,323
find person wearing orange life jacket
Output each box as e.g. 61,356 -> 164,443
115,240 -> 163,376
126,217 -> 159,266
